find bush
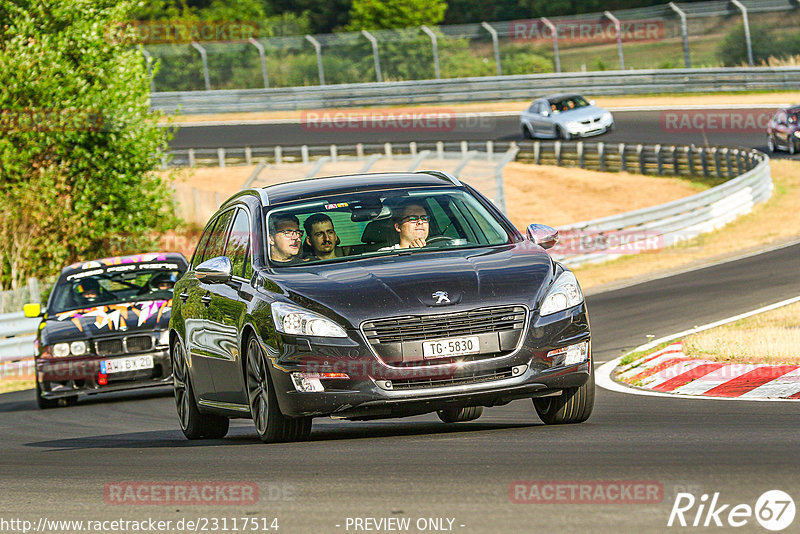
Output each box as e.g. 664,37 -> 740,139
716,22 -> 800,66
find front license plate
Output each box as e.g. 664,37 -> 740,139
101,355 -> 154,374
422,336 -> 480,359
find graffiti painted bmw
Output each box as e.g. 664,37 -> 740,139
24,252 -> 188,408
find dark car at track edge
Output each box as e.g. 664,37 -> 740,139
168,171 -> 593,442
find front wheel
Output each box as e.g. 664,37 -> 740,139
767,136 -> 775,153
172,339 -> 229,439
35,379 -> 58,409
556,126 -> 571,140
521,124 -> 534,139
533,367 -> 594,424
246,336 -> 311,443
790,139 -> 797,155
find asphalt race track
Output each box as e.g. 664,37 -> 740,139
1,241 -> 799,533
169,108 -> 800,161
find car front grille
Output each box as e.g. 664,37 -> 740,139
95,335 -> 153,356
362,306 -> 526,345
389,367 -> 515,390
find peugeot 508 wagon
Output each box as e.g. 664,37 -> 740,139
168,171 -> 593,442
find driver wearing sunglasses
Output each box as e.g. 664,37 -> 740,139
380,200 -> 430,250
268,213 -> 304,264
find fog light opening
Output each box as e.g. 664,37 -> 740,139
511,364 -> 527,376
547,341 -> 589,366
291,372 -> 350,393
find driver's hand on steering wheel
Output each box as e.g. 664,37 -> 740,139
408,237 -> 427,248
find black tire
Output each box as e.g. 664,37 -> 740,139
767,136 -> 775,153
521,124 -> 533,139
437,406 -> 483,423
246,336 -> 311,443
556,126 -> 570,140
533,367 -> 595,425
172,339 -> 229,440
35,379 -> 59,409
790,139 -> 796,155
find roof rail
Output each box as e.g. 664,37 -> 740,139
415,170 -> 462,187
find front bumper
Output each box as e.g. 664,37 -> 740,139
567,119 -> 614,137
267,304 -> 591,419
36,349 -> 172,399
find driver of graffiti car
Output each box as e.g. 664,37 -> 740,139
72,278 -> 103,306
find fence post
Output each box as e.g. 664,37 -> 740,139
275,145 -> 282,165
598,142 -> 605,171
486,140 -> 494,161
409,141 -> 417,157
421,26 -> 441,80
577,141 -> 585,168
305,35 -> 325,85
245,146 -> 252,166
460,140 -> 469,157
555,141 -> 562,166
384,142 -> 393,159
712,147 -> 722,177
436,141 -> 444,160
361,30 -> 383,82
655,144 -> 663,175
725,148 -> 734,178
301,145 -> 309,165
619,143 -> 627,172
699,147 -> 709,177
248,38 -> 269,88
188,148 -> 196,168
356,143 -> 364,159
480,22 -> 502,76
190,42 -> 211,91
668,2 -> 691,68
540,18 -> 561,73
603,11 -> 624,70
672,146 -> 680,175
533,141 -> 541,164
730,0 -> 754,66
686,146 -> 695,175
734,149 -> 743,175
217,148 -> 226,168
637,144 -> 645,174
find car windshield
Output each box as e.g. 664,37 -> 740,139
265,188 -> 511,267
549,96 -> 590,112
49,267 -> 184,314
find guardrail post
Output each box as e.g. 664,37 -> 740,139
330,144 -> 338,163
141,47 -> 156,93
655,144 -> 663,175
188,148 -> 196,168
540,18 -> 561,73
734,149 -> 743,175
672,146 -> 679,175
533,141 -> 541,165
555,141 -> 562,166
713,147 -> 722,177
385,142 -> 393,159
730,0 -> 754,66
603,11 -> 625,70
356,143 -> 364,160
598,142 -> 606,171
480,22 -> 502,76
486,140 -> 494,161
725,148 -> 734,178
217,148 -> 226,168
668,2 -> 691,68
619,143 -> 627,172
275,145 -> 283,165
699,147 -> 709,177
305,35 -> 326,85
301,145 -> 309,165
637,144 -> 645,174
686,146 -> 695,175
248,38 -> 269,88
190,42 -> 211,91
361,30 -> 383,82
410,141 -> 417,157
436,141 -> 444,160
421,26 -> 441,80
577,141 -> 585,168
245,146 -> 252,166
461,140 -> 469,157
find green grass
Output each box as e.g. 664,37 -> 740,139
618,340 -> 679,367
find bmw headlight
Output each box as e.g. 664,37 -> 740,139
271,302 -> 347,338
157,330 -> 170,347
565,121 -> 580,130
539,271 -> 584,316
601,112 -> 613,123
52,343 -> 70,357
52,341 -> 89,357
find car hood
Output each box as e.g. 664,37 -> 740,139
555,105 -> 607,122
270,244 -> 554,326
41,300 -> 172,345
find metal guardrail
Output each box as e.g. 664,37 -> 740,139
523,141 -> 773,266
0,311 -> 38,363
150,67 -> 800,114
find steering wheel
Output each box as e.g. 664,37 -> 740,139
425,236 -> 457,247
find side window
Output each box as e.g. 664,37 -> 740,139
192,218 -> 218,269
204,209 -> 236,262
226,208 -> 251,278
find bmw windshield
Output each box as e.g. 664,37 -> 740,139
265,188 -> 512,267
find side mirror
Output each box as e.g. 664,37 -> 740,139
196,256 -> 232,284
23,303 -> 42,318
589,99 -> 596,106
541,110 -> 550,117
527,224 -> 559,250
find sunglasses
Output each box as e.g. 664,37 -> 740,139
277,229 -> 304,238
401,215 -> 430,224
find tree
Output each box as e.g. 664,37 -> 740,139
346,0 -> 447,31
0,0 -> 177,289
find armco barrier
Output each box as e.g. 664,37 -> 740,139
0,312 -> 38,363
150,67 -> 800,114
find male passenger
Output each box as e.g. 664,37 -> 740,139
303,213 -> 343,261
381,199 -> 430,250
268,213 -> 303,264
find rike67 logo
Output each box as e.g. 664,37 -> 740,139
668,490 -> 795,531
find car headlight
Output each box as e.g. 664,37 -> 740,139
793,131 -> 800,138
565,121 -> 580,130
539,271 -> 584,316
52,341 -> 89,357
52,343 -> 70,357
157,330 -> 170,347
70,341 -> 88,356
271,302 -> 347,338
602,112 -> 613,122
